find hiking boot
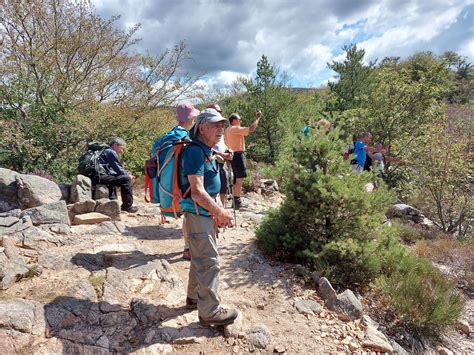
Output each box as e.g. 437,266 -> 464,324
182,248 -> 191,261
233,197 -> 242,209
121,205 -> 139,213
186,297 -> 198,310
199,307 -> 238,327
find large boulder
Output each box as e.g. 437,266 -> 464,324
0,168 -> 20,212
16,174 -> 62,209
20,201 -> 70,226
72,200 -> 97,214
0,298 -> 46,335
70,175 -> 93,203
387,203 -> 424,223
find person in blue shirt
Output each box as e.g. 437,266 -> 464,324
352,132 -> 373,174
93,137 -> 138,213
179,108 -> 237,327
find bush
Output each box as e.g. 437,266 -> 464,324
377,244 -> 464,331
392,221 -> 433,244
256,128 -> 394,287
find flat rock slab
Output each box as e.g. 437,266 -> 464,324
0,298 -> 46,336
0,216 -> 19,228
294,299 -> 322,315
73,212 -> 111,225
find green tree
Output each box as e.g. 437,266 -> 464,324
225,55 -> 296,163
327,44 -> 375,111
336,54 -> 450,189
440,51 -> 474,104
0,0 -> 197,179
408,119 -> 473,236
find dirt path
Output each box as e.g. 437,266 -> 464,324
2,190 -> 472,353
115,192 -> 367,353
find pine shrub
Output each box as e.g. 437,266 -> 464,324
256,128 -> 394,287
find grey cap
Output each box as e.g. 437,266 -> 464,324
192,108 -> 226,137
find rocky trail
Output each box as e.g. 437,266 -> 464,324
0,170 -> 472,354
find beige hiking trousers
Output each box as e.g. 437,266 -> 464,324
184,212 -> 220,318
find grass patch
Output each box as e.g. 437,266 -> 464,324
415,238 -> 474,264
88,274 -> 106,288
377,242 -> 465,331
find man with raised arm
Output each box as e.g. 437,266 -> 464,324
224,110 -> 262,209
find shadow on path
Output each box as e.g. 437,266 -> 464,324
44,296 -> 220,353
123,224 -> 183,241
71,250 -> 183,272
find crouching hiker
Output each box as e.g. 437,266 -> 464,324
179,108 -> 238,326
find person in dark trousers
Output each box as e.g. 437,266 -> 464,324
92,137 -> 138,213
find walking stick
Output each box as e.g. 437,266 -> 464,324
225,161 -> 237,227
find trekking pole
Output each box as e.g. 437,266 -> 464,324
227,161 -> 237,227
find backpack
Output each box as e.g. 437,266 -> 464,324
78,142 -> 109,177
144,127 -> 193,223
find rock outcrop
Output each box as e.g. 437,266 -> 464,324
318,277 -> 363,320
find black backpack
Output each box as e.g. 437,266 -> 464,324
78,142 -> 109,177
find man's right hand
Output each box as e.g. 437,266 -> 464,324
216,208 -> 233,228
256,110 -> 262,120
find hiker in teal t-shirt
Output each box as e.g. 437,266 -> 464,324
179,108 -> 237,327
179,140 -> 220,216
301,118 -> 315,137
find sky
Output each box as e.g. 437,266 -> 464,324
92,0 -> 474,89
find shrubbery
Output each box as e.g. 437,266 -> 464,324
377,242 -> 464,331
256,128 -> 394,286
256,129 -> 464,331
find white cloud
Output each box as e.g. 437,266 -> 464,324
91,0 -> 474,87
